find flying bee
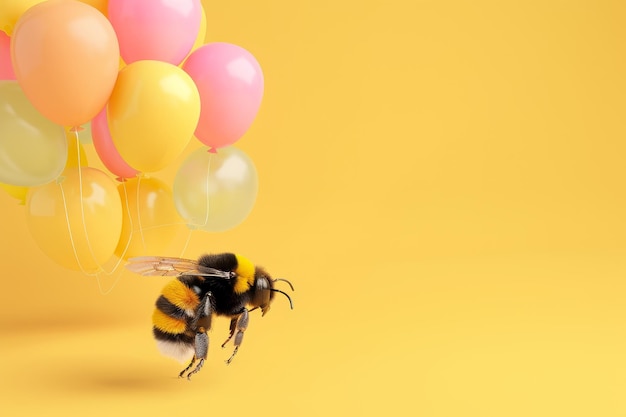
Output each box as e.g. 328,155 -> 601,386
126,253 -> 294,379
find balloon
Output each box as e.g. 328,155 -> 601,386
108,61 -> 200,173
4,130 -> 93,210
173,146 -> 258,232
0,31 -> 15,80
92,107 -> 138,180
182,43 -> 264,150
115,176 -> 183,260
65,132 -> 88,169
0,0 -> 44,35
0,81 -> 67,186
11,0 -> 119,127
0,182 -> 27,204
108,0 -> 202,65
26,167 -> 123,272
77,0 -> 108,16
189,5 -> 207,54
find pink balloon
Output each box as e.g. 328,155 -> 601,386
0,31 -> 16,80
108,0 -> 202,65
92,107 -> 139,180
182,43 -> 264,150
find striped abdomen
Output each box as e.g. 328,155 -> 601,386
152,277 -> 202,362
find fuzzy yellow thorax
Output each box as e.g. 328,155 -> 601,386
234,254 -> 255,294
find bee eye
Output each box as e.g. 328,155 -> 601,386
229,271 -> 237,279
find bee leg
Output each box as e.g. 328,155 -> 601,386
185,332 -> 208,380
221,317 -> 237,348
225,308 -> 249,365
182,293 -> 213,380
178,356 -> 196,378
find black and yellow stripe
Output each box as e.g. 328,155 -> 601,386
152,277 -> 203,345
196,252 -> 256,294
152,253 -> 257,347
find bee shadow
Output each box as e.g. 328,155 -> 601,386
45,361 -> 182,394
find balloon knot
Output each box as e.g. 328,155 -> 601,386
208,147 -> 218,154
69,125 -> 85,133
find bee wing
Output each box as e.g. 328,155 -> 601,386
126,256 -> 232,279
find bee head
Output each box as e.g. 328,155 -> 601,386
251,268 -> 294,316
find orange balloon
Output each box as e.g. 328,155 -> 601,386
11,0 -> 119,127
115,176 -> 184,260
26,167 -> 123,272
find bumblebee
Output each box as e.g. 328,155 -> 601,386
126,253 -> 294,379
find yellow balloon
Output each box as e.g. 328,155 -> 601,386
173,146 -> 258,232
116,176 -> 184,260
0,182 -> 27,204
108,61 -> 200,173
0,0 -> 44,35
0,81 -> 67,186
65,131 -> 88,169
26,167 -> 123,272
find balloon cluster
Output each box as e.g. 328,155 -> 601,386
0,0 -> 264,273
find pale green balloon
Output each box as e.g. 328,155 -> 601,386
0,81 -> 67,186
173,146 -> 258,232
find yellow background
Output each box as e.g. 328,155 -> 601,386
2,0 -> 626,415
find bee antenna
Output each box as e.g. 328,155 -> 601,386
270,288 -> 294,309
273,278 -> 295,291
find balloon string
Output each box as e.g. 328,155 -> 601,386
137,174 -> 147,251
177,150 -> 213,257
95,180 -> 135,296
200,151 -> 213,227
179,228 -> 193,258
59,129 -> 104,277
59,130 -> 127,295
75,130 -> 105,272
59,180 -> 97,276
95,265 -> 124,295
58,132 -> 105,277
136,221 -> 188,231
58,180 -> 121,294
115,180 -> 134,261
